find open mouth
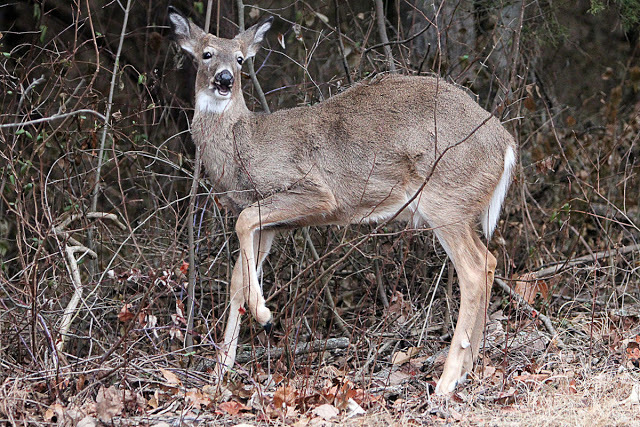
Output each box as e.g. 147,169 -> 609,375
213,83 -> 231,97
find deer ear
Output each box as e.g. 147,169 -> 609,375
236,17 -> 273,58
168,7 -> 205,57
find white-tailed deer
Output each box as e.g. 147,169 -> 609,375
168,7 -> 516,394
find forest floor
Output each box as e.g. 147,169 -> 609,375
2,300 -> 640,426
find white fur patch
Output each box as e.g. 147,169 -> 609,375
482,145 -> 516,239
196,91 -> 231,114
356,189 -> 422,226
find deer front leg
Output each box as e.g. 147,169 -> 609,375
234,190 -> 337,327
216,230 -> 276,379
215,255 -> 245,380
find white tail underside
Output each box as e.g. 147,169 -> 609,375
482,145 -> 516,239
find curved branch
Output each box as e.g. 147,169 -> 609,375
0,109 -> 107,128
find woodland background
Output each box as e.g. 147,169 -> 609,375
0,0 -> 639,425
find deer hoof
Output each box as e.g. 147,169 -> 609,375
263,321 -> 273,335
435,371 -> 468,395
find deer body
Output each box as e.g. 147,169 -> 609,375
194,75 -> 511,227
169,8 -> 517,394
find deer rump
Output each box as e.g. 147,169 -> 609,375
168,7 -> 517,394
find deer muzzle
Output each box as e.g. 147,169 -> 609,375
212,70 -> 234,96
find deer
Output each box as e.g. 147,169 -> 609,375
167,7 -> 517,394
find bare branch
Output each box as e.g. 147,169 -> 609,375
374,0 -> 397,72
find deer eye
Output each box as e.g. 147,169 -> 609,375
237,56 -> 244,65
202,51 -> 212,60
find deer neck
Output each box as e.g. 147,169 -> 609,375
190,88 -> 259,211
192,85 -> 252,140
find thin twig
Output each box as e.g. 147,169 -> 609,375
236,0 -> 270,112
334,0 -> 352,85
494,277 -> 564,348
185,140 -> 202,353
204,0 -> 213,33
185,0 -> 214,357
16,74 -> 45,113
53,212 -> 124,353
88,0 -> 132,279
303,228 -> 350,334
90,0 -> 132,214
363,23 -> 432,55
508,243 -> 640,280
0,109 -> 107,128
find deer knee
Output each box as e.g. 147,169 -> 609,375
235,209 -> 258,242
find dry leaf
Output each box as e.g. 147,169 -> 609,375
277,33 -> 285,49
248,7 -> 260,20
44,403 -> 64,423
96,386 -> 123,422
345,398 -> 365,418
169,325 -> 183,340
388,291 -> 413,324
524,96 -> 536,112
616,384 -> 640,405
322,381 -> 356,409
176,300 -> 185,319
312,403 -> 339,421
391,347 -> 420,365
186,388 -> 211,409
388,370 -> 411,386
218,400 -> 248,416
273,385 -> 297,409
480,365 -> 496,380
117,304 -> 134,323
76,416 -> 97,427
179,261 -> 189,276
513,272 -> 548,304
147,390 -> 159,409
535,156 -> 555,175
76,374 -> 86,392
160,368 -> 181,386
626,336 -> 640,368
315,12 -> 329,24
293,24 -> 302,41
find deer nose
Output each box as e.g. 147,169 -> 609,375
214,70 -> 234,88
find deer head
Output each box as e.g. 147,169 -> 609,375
168,6 -> 272,114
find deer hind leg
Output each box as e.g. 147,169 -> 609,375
216,229 -> 276,379
466,232 -> 496,372
431,224 -> 495,395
